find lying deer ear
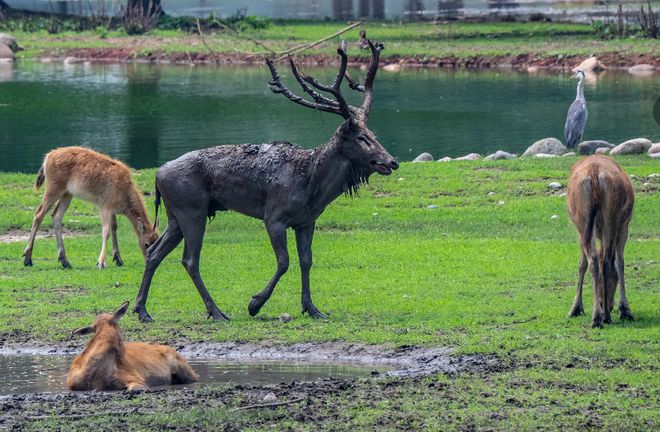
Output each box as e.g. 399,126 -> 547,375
111,300 -> 130,324
70,326 -> 94,337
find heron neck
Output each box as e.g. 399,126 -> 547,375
576,78 -> 585,100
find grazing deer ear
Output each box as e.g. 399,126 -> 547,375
111,301 -> 130,324
70,326 -> 94,337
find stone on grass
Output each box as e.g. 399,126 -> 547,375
279,313 -> 291,323
650,153 -> 660,159
534,153 -> 558,158
427,205 -> 438,209
562,152 -> 576,157
263,393 -> 278,403
610,138 -> 652,155
572,56 -> 606,73
454,153 -> 481,161
522,138 -> 567,157
648,143 -> 660,155
485,150 -> 517,160
0,43 -> 14,60
595,147 -> 610,155
437,157 -> 452,162
551,215 -> 560,220
548,182 -> 562,190
578,140 -> 613,155
648,173 -> 659,178
413,152 -> 434,162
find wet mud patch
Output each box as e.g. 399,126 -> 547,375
0,229 -> 87,244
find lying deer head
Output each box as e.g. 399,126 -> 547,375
266,34 -> 399,177
71,301 -> 130,337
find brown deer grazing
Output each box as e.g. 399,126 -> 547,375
67,301 -> 198,391
133,34 -> 398,323
23,146 -> 159,269
566,155 -> 635,328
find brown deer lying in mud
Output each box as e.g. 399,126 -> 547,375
23,146 -> 159,269
133,34 -> 398,323
566,155 -> 635,328
67,301 -> 198,391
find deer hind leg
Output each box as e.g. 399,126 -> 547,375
179,209 -> 230,321
568,251 -> 588,317
23,189 -> 62,266
296,224 -> 326,319
134,216 -> 183,323
615,226 -> 634,321
110,214 -> 124,267
97,209 -> 113,269
52,193 -> 73,269
587,238 -> 604,328
248,221 -> 289,317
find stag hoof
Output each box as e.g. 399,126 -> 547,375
591,314 -> 604,329
207,309 -> 231,321
58,256 -> 72,269
23,257 -> 33,267
619,306 -> 634,322
248,297 -> 265,317
112,254 -> 124,267
568,305 -> 584,317
302,303 -> 328,320
134,308 -> 154,323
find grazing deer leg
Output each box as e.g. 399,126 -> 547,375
97,209 -> 113,269
589,251 -> 604,328
179,211 -> 230,321
296,224 -> 326,319
52,193 -> 73,269
23,190 -> 62,266
615,227 -> 634,321
568,251 -> 587,317
248,221 -> 289,317
110,214 -> 124,267
134,218 -> 183,323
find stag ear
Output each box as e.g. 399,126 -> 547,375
111,301 -> 130,324
70,326 -> 95,337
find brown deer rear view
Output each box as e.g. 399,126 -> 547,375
566,155 -> 634,328
67,301 -> 198,391
23,146 -> 159,269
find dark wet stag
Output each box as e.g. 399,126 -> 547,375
133,35 -> 399,322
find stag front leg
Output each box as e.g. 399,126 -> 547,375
615,231 -> 634,321
180,211 -> 230,321
296,224 -> 326,319
248,221 -> 289,316
568,251 -> 587,317
52,193 -> 73,269
590,253 -> 604,328
110,214 -> 124,267
134,218 -> 183,323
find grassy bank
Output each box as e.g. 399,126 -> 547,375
8,21 -> 660,67
0,157 -> 658,429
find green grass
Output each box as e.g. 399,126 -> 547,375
10,21 -> 659,62
1,157 -> 658,430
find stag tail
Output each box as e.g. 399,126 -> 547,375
34,164 -> 45,191
153,183 -> 162,229
582,164 -> 601,251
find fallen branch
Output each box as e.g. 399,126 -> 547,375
233,395 -> 307,411
275,21 -> 363,61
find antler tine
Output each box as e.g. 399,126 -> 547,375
298,44 -> 352,118
344,72 -> 364,93
265,58 -> 345,116
288,57 -> 339,108
361,38 -> 384,117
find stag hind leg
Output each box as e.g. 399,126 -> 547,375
296,224 -> 326,319
23,188 -> 64,266
52,193 -> 73,268
568,252 -> 587,317
615,226 -> 634,321
179,209 -> 230,321
248,221 -> 289,317
134,216 -> 184,323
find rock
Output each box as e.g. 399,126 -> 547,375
263,392 -> 278,403
577,140 -> 613,155
427,205 -> 438,209
0,43 -> 15,61
454,153 -> 481,161
551,215 -> 560,220
562,152 -> 576,157
63,57 -> 83,65
650,153 -> 660,159
485,150 -> 518,160
487,191 -> 496,196
559,192 -> 567,198
522,138 -> 567,157
497,200 -> 505,205
437,157 -> 452,162
548,182 -> 562,190
610,138 -> 652,155
279,313 -> 291,323
649,173 -> 659,178
534,153 -> 558,158
648,144 -> 660,155
572,56 -> 606,73
0,33 -> 21,52
527,66 -> 539,73
595,147 -> 610,155
629,64 -> 655,72
413,152 -> 434,162
383,63 -> 401,72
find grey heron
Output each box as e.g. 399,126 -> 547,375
564,69 -> 588,149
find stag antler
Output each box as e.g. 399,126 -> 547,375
266,32 -> 384,120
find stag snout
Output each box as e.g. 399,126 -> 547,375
371,158 -> 399,175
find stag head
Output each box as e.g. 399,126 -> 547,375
266,33 -> 398,176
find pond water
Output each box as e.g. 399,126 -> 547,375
0,354 -> 377,396
0,61 -> 657,172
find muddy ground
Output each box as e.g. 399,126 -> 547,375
0,341 -> 500,430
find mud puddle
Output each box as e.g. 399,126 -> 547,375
0,353 -> 378,396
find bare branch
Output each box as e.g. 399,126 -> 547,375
275,21 -> 362,61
